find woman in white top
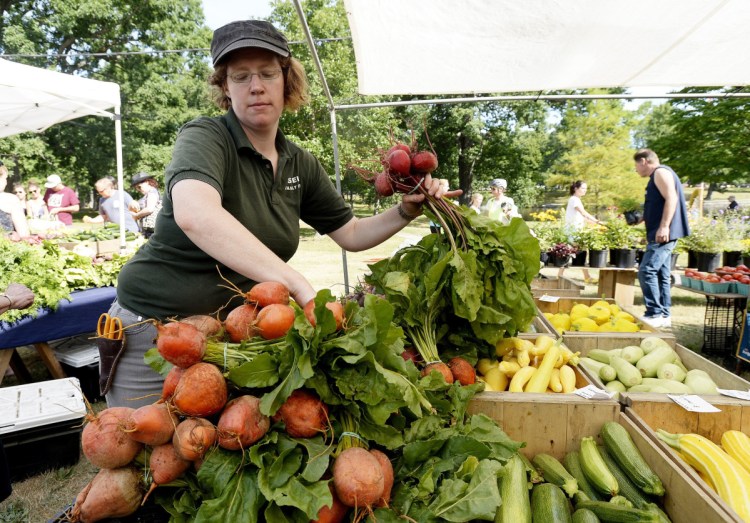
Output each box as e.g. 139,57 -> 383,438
25,181 -> 49,219
560,181 -> 602,282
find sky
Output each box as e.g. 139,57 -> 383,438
201,0 -> 273,30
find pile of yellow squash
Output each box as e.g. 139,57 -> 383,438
543,300 -> 649,333
476,334 -> 580,393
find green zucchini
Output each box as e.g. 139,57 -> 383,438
495,454 -> 531,523
533,453 -> 579,498
571,508 -> 600,523
563,451 -> 603,501
597,446 -> 654,509
600,421 -> 665,496
531,483 -> 572,523
575,500 -> 660,523
579,437 -> 618,496
609,495 -> 633,508
588,349 -> 617,364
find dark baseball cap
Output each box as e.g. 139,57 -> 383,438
210,20 -> 290,66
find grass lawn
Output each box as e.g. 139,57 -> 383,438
2,217 -> 748,521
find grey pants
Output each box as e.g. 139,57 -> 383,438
103,300 -> 164,408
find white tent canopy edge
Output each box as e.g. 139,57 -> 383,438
343,0 -> 750,96
0,58 -> 126,249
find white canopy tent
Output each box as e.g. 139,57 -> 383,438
291,0 -> 750,291
344,0 -> 750,95
0,58 -> 126,248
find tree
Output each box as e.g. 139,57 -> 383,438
546,95 -> 644,210
0,0 -> 213,200
642,88 -> 750,190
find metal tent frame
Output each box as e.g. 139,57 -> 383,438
290,0 -> 750,293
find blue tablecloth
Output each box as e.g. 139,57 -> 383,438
0,287 -> 117,350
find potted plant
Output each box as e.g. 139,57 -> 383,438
616,196 -> 644,226
604,218 -> 643,268
548,242 -> 578,268
682,216 -> 725,272
719,210 -> 748,267
573,226 -> 609,268
530,216 -> 568,266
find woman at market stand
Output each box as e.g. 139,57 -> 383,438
559,180 -> 603,283
0,163 -> 30,238
107,20 -> 459,408
25,181 -> 49,219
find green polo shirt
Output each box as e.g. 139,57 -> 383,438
116,110 -> 353,320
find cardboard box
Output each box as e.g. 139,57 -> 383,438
52,336 -> 102,403
566,336 -> 750,396
622,394 -> 750,522
96,238 -> 122,255
467,394 -> 733,523
0,378 -> 86,481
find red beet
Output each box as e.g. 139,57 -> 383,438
386,149 -> 411,177
172,362 -> 228,417
217,395 -> 270,450
276,389 -> 329,438
421,361 -> 454,384
373,171 -> 395,197
449,356 -> 477,385
224,303 -> 259,342
247,281 -> 290,307
82,407 -> 143,469
411,150 -> 438,173
255,303 -> 295,340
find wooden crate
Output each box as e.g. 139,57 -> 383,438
567,337 -> 750,394
622,395 -> 750,522
467,394 -> 730,523
536,296 -> 675,342
530,276 -> 585,297
521,314 -> 556,336
476,365 -> 592,400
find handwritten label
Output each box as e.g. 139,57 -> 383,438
538,294 -> 560,303
575,385 -> 615,400
717,388 -> 750,401
668,394 -> 721,412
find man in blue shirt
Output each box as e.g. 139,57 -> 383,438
83,177 -> 140,233
634,149 -> 690,329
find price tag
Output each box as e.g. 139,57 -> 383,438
717,388 -> 750,401
668,394 -> 721,412
538,294 -> 560,303
574,384 -> 615,400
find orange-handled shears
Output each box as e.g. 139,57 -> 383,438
97,313 -> 123,340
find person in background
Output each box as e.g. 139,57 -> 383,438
107,20 -> 458,408
727,195 -> 740,212
128,172 -> 162,238
25,181 -> 49,219
469,192 -> 483,213
0,282 -> 34,502
485,178 -> 519,225
83,177 -> 140,233
560,180 -> 603,283
12,183 -> 27,214
42,174 -> 79,226
634,149 -> 690,329
0,163 -> 30,238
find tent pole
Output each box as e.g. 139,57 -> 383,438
115,107 -> 126,252
292,0 -> 350,294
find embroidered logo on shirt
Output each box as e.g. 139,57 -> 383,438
285,175 -> 301,191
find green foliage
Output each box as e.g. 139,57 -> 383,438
0,239 -> 130,323
546,94 -> 646,209
644,88 -> 750,185
604,218 -> 644,250
573,226 -> 609,251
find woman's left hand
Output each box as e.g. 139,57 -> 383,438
401,174 -> 463,216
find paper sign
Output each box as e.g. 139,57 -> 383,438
668,394 -> 721,412
717,388 -> 750,401
575,384 -> 615,400
538,294 -> 560,303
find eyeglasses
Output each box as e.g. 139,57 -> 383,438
228,69 -> 283,84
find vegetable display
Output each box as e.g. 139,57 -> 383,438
66,285 -> 525,522
0,237 -> 131,323
577,337 -> 720,394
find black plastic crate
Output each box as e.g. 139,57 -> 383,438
61,362 -> 102,403
703,295 -> 744,355
1,420 -> 82,482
